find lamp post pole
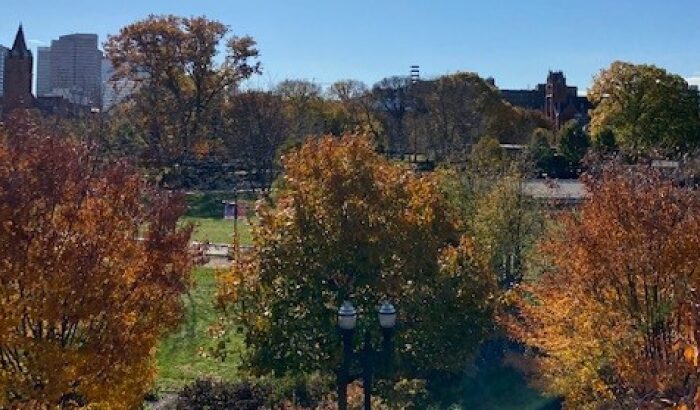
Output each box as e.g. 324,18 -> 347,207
337,328 -> 352,410
362,330 -> 373,410
337,301 -> 397,410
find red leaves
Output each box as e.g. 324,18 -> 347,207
0,118 -> 193,407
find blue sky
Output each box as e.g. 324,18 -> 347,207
2,0 -> 700,92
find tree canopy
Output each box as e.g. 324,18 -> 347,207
217,134 -> 496,378
557,120 -> 590,168
588,61 -> 700,158
507,163 -> 700,408
104,14 -> 261,164
0,117 -> 193,408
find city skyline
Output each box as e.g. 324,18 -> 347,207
1,0 -> 700,92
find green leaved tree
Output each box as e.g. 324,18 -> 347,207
588,61 -> 700,157
217,134 -> 496,379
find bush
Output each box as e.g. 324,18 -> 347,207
177,379 -> 271,410
267,373 -> 333,408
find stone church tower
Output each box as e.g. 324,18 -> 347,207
3,25 -> 34,113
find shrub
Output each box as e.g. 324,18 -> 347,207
267,373 -> 333,408
177,379 -> 271,410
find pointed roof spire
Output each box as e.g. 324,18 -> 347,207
10,24 -> 31,58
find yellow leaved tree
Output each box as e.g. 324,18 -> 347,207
506,163 -> 700,409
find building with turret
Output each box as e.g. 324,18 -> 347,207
500,71 -> 590,129
2,25 -> 34,114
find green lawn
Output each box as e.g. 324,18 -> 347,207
180,217 -> 254,245
181,193 -> 257,245
156,268 -> 244,392
450,364 -> 560,409
184,192 -> 257,219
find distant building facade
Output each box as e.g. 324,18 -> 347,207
101,57 -> 142,111
36,46 -> 52,96
0,45 -> 8,97
36,33 -> 103,107
101,58 -> 112,108
500,71 -> 591,129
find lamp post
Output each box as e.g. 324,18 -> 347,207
337,300 -> 396,410
89,107 -> 101,146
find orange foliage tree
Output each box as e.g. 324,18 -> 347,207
506,164 -> 700,408
0,117 -> 193,408
104,15 -> 261,164
218,134 -> 496,379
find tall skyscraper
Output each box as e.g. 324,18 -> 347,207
39,33 -> 102,107
36,46 -> 52,97
3,25 -> 34,114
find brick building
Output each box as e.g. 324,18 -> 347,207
500,71 -> 590,129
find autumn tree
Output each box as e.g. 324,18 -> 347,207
272,79 -> 354,144
328,79 -> 369,103
413,73 -> 507,159
217,134 -> 496,380
0,116 -> 193,408
328,79 -> 382,138
468,136 -> 510,175
507,164 -> 700,408
471,174 -> 542,289
441,136 -> 513,223
275,79 -> 324,140
371,76 -> 415,154
275,79 -> 323,101
375,72 -> 548,161
588,61 -> 700,158
222,90 -> 288,188
493,106 -> 552,146
104,15 -> 261,165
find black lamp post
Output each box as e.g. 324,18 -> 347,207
337,300 -> 396,410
